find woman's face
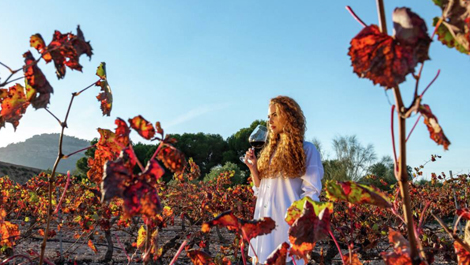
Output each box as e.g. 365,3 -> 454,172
268,104 -> 287,136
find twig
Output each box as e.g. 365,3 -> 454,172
63,144 -> 97,159
75,80 -> 100,96
420,70 -> 441,97
115,234 -> 131,263
406,115 -> 422,142
432,213 -> 470,253
169,240 -> 188,265
391,105 -> 398,171
45,108 -> 62,125
345,6 -> 367,27
53,171 -> 71,214
0,254 -> 33,265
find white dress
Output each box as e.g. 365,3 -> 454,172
248,142 -> 324,265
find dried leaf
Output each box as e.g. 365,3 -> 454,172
418,104 -> 450,150
265,242 -> 290,265
432,0 -> 470,54
23,51 -> 53,109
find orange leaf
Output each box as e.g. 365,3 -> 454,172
0,84 -> 30,130
455,241 -> 470,265
418,104 -> 450,150
87,239 -> 98,253
129,115 -> 156,140
157,144 -> 187,174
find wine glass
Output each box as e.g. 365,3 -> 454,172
240,125 -> 268,164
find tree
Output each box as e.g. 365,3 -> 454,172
332,135 -> 377,181
223,120 -> 267,168
203,162 -> 247,185
172,133 -> 228,177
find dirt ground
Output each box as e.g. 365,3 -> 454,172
2,217 -> 458,265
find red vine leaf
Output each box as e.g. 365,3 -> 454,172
288,201 -> 331,261
202,211 -> 239,233
202,211 -> 275,242
325,180 -> 392,208
42,25 -> 93,79
240,217 -> 276,241
265,242 -> 290,265
138,159 -> 165,187
129,115 -> 156,140
0,84 -> 30,130
23,51 -> 53,109
186,249 -> 215,265
123,181 -> 162,218
392,7 -> 432,63
381,228 -> 426,265
432,0 -> 470,54
418,104 -> 450,150
348,25 -> 417,89
101,150 -> 134,202
157,144 -> 187,173
457,208 -> 470,220
455,241 -> 470,265
87,118 -> 130,184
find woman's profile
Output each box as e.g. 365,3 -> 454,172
244,95 -> 324,265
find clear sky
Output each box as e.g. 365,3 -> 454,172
0,1 -> 468,180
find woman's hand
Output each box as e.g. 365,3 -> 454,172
244,148 -> 258,171
244,148 -> 260,188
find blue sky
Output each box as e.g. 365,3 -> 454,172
0,1 -> 468,179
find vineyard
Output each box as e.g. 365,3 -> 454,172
1,0 -> 470,264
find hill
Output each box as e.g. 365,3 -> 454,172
0,133 -> 90,176
0,161 -> 44,184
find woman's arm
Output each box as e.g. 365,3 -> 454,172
245,148 -> 260,188
300,142 -> 324,201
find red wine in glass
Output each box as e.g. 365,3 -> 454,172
240,125 -> 268,164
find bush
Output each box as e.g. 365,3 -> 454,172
203,162 -> 247,185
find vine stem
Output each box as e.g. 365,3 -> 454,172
115,234 -> 131,263
392,85 -> 421,265
63,143 -> 97,158
374,0 -> 420,262
420,70 -> 441,97
168,240 -> 188,265
328,230 -> 345,263
345,6 -> 367,27
53,171 -> 71,215
432,213 -> 470,253
406,115 -> 422,142
391,105 -> 398,171
39,88 -> 79,265
0,254 -> 33,265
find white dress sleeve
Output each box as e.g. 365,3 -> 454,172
300,142 -> 324,201
252,185 -> 259,197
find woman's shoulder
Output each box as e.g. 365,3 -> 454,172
303,141 -> 321,160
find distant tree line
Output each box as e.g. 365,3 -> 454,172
75,121 -> 412,190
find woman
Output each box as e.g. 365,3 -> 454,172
244,96 -> 324,265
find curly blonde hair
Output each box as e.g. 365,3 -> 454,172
257,96 -> 306,179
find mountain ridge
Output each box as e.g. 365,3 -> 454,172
0,133 -> 90,178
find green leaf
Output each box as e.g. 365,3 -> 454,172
285,196 -> 333,226
96,62 -> 107,79
325,180 -> 392,208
